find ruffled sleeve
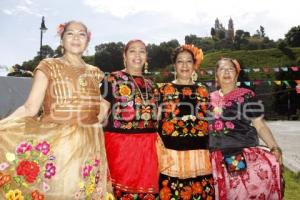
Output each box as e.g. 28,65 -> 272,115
33,59 -> 52,79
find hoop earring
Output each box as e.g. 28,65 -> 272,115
144,62 -> 148,74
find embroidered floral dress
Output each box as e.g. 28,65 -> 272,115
0,58 -> 111,200
101,71 -> 158,200
157,83 -> 214,200
209,88 -> 283,200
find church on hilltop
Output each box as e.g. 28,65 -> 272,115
211,18 -> 234,41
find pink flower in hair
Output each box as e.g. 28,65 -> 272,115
57,23 -> 66,36
87,31 -> 92,41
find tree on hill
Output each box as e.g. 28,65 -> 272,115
285,25 -> 300,47
185,35 -> 215,52
234,30 -> 250,50
147,39 -> 179,69
94,42 -> 124,72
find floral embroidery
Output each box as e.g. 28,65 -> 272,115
119,85 -> 132,97
159,176 -> 214,200
113,188 -> 156,200
209,119 -> 235,136
0,139 -> 56,199
224,153 -> 247,172
107,71 -> 157,130
182,87 -> 192,96
159,83 -> 209,137
162,121 -> 175,135
209,88 -> 256,136
197,87 -> 209,98
75,158 -> 103,200
5,189 -> 25,200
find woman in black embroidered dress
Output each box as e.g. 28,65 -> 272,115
209,57 -> 283,200
100,39 -> 158,199
157,45 -> 215,200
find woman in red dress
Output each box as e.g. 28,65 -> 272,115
100,39 -> 159,199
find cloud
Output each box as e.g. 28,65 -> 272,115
83,0 -> 299,40
1,0 -> 42,17
83,0 -> 204,23
2,9 -> 13,15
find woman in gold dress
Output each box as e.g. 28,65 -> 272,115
0,21 -> 111,200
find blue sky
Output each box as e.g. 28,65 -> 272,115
0,0 -> 299,68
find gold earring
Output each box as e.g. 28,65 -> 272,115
61,46 -> 64,54
192,71 -> 198,82
144,62 -> 148,74
123,59 -> 127,68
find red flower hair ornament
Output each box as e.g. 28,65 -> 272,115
57,23 -> 91,41
182,44 -> 204,69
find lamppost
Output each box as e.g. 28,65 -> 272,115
40,16 -> 47,59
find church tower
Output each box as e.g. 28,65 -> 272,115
226,17 -> 234,41
215,18 -> 220,30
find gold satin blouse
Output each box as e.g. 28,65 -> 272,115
34,58 -> 104,125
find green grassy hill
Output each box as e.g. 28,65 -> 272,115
195,47 -> 300,82
152,47 -> 300,83
201,47 -> 300,69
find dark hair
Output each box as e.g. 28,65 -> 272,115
171,47 -> 195,64
124,39 -> 146,54
216,57 -> 238,73
60,21 -> 89,41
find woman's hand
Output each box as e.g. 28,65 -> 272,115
271,146 -> 283,165
252,117 -> 283,165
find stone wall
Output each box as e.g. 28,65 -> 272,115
0,76 -> 32,118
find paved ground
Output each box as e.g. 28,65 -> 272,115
266,121 -> 300,173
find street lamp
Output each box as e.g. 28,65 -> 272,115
40,16 -> 47,59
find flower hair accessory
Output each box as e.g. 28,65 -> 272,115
231,59 -> 241,73
57,23 -> 66,36
182,44 -> 204,69
56,22 -> 92,41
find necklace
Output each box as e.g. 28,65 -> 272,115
127,72 -> 149,105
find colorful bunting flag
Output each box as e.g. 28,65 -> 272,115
283,81 -> 290,88
254,80 -> 262,85
244,81 -> 251,86
207,70 -> 214,75
291,66 -> 299,71
274,81 -> 281,85
206,82 -> 213,87
243,69 -> 251,73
